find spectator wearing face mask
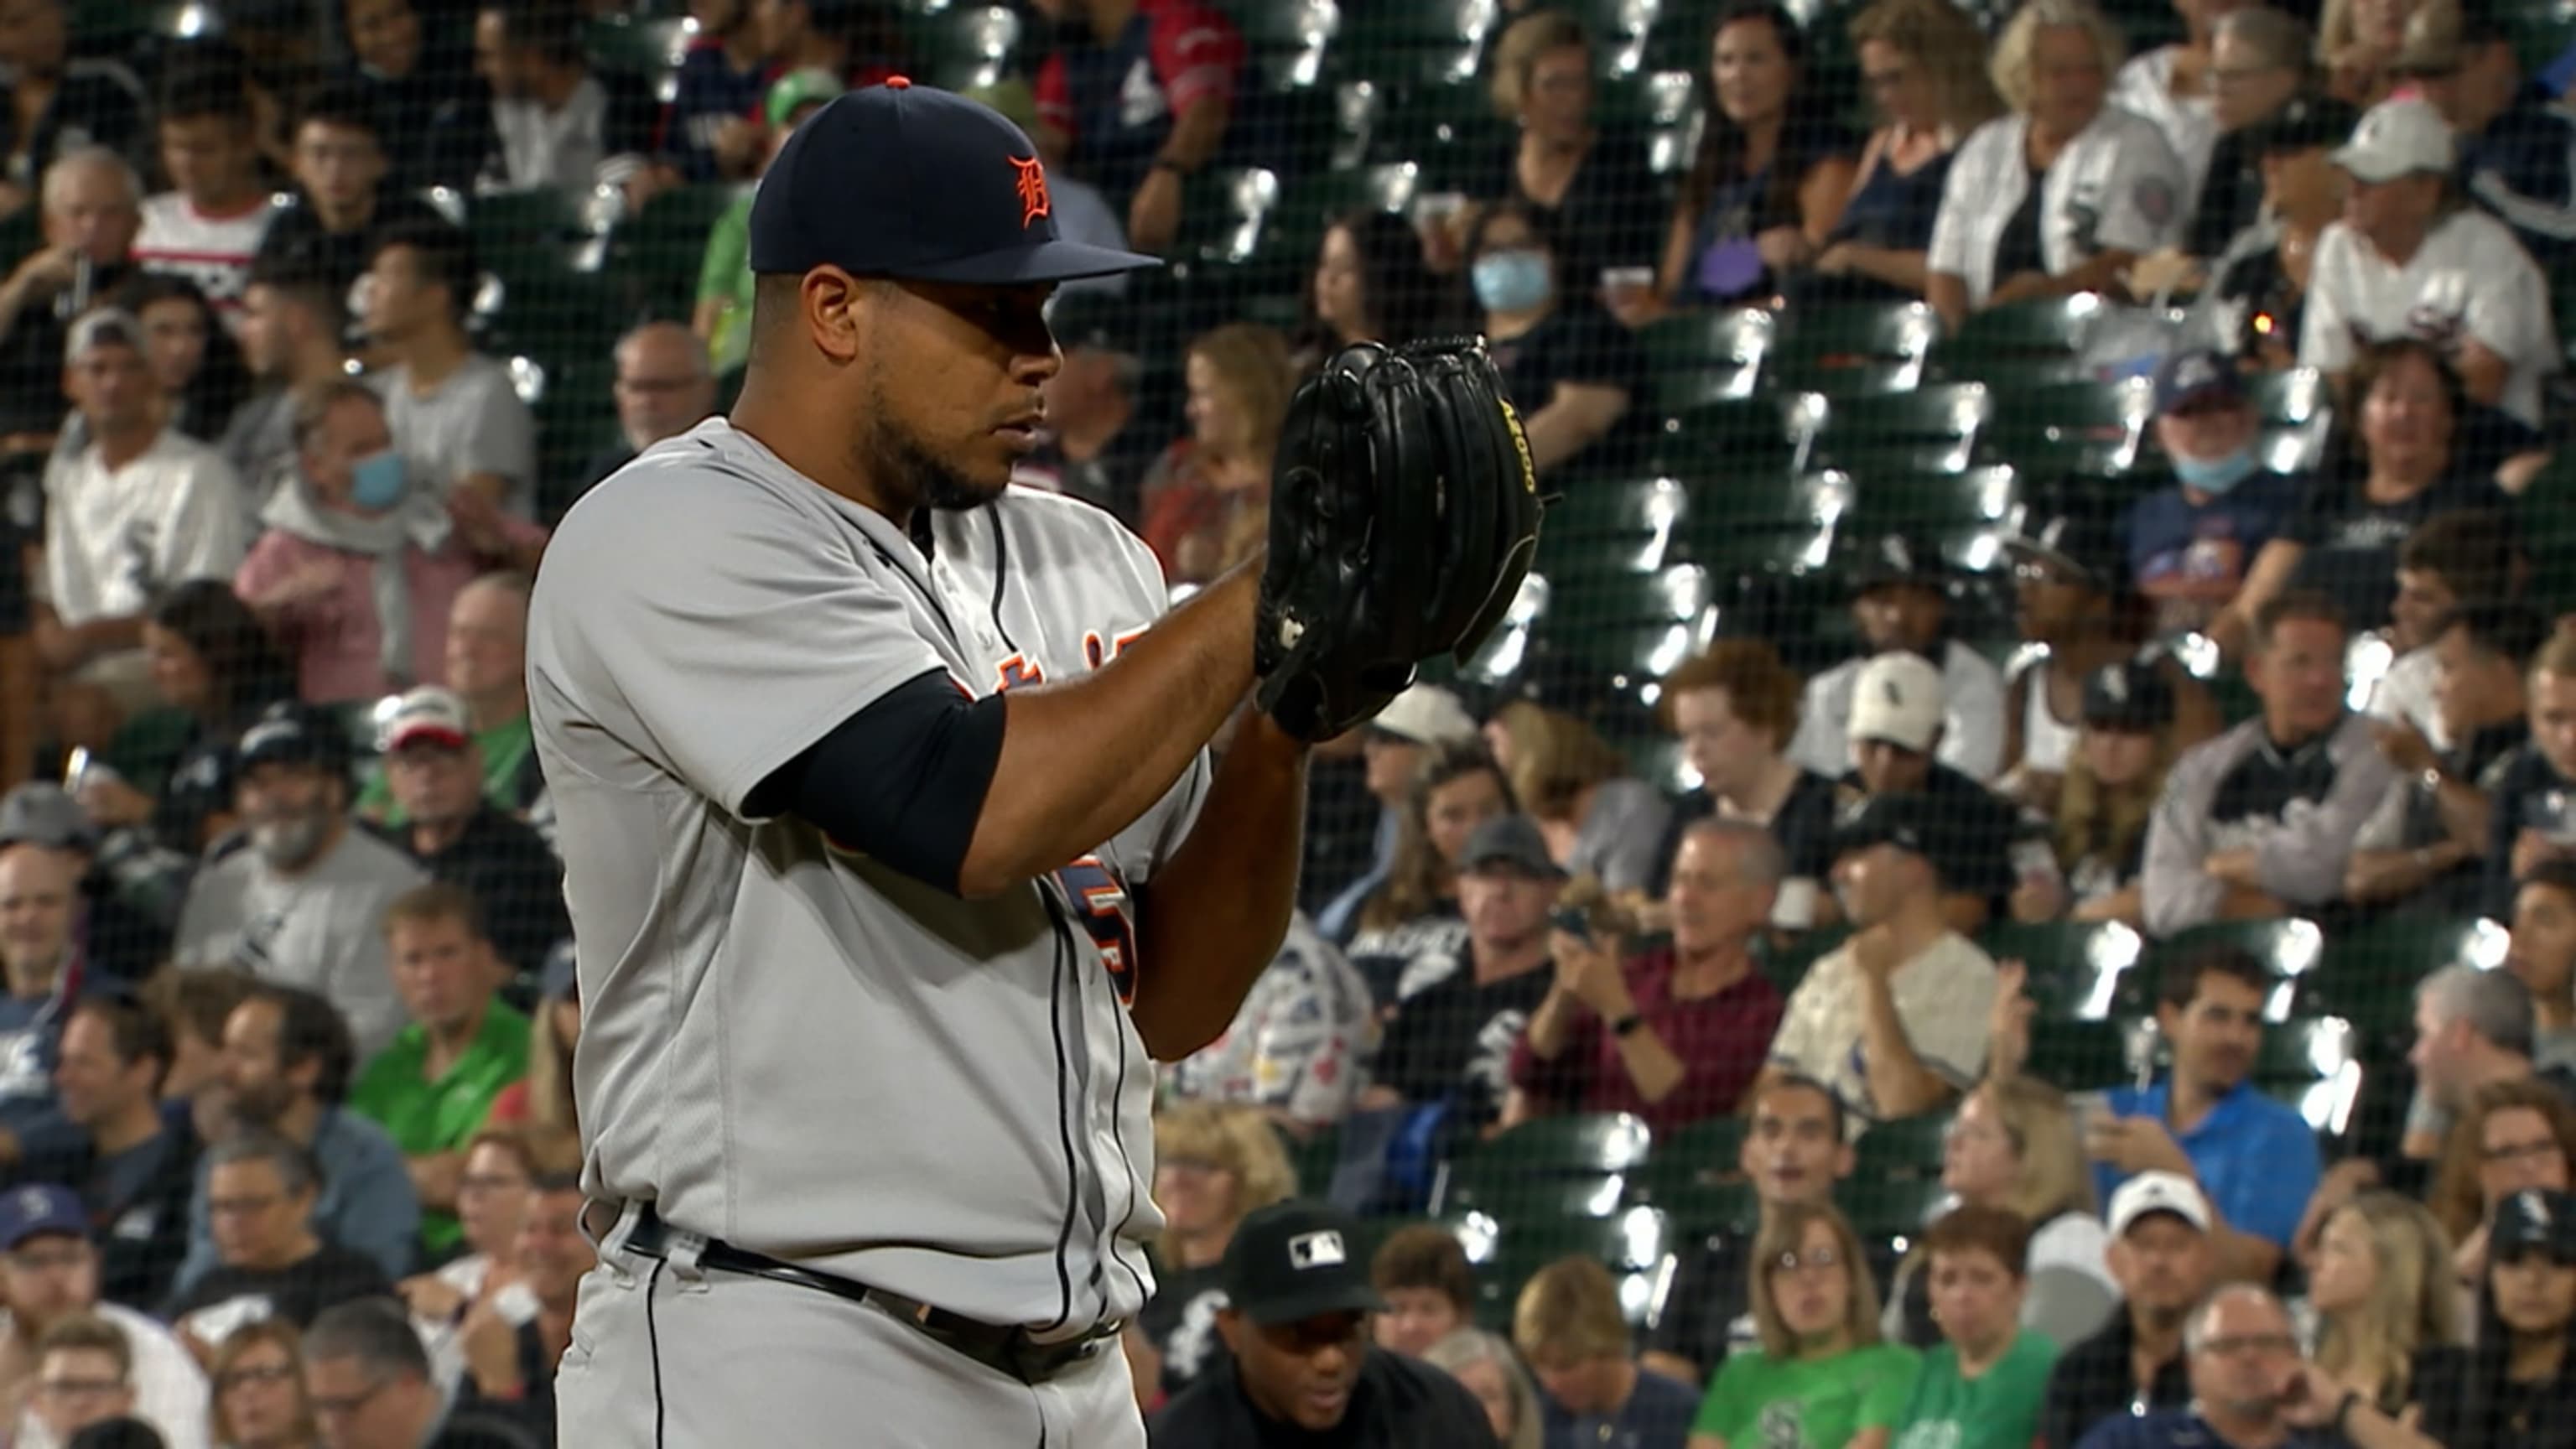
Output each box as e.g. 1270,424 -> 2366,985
236,382 -> 542,706
171,704 -> 427,1061
2122,349 -> 2306,640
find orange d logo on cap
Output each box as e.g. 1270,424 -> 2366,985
1010,155 -> 1052,229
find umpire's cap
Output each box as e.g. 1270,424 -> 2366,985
749,78 -> 1162,286
236,699 -> 353,778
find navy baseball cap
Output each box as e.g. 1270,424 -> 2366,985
749,78 -> 1162,286
2153,348 -> 2245,416
0,1184 -> 87,1249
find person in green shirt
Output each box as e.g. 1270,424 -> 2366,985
348,883 -> 529,1258
695,67 -> 846,374
1692,1201 -> 1920,1449
1893,1203 -> 2059,1449
359,573 -> 544,826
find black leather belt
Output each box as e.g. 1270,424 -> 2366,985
608,1203 -> 1121,1385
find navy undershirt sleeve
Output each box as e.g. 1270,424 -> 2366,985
745,668 -> 1009,895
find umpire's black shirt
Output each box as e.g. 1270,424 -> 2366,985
1147,1348 -> 1500,1448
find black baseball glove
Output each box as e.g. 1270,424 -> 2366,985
1253,337 -> 1543,741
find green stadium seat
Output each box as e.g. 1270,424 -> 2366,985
1639,308 -> 1776,376
2256,1016 -> 2365,1136
1462,1113 -> 1655,1175
1170,166 -> 1284,271
1642,1176 -> 1759,1239
1274,1123 -> 1343,1197
2309,917 -> 2510,1045
1649,396 -> 1798,474
1977,920 -> 2148,1021
604,183 -> 743,319
2521,449 -> 2576,612
1983,377 -> 2156,479
1444,1167 -> 1634,1219
1759,926 -> 1850,995
1646,364 -> 1763,417
904,4 -> 1024,91
2023,1018 -> 2135,1091
1852,1109 -> 1952,1178
1767,301 -> 1941,398
1796,383 -> 1993,477
1836,464 -> 2020,536
1259,163 -> 1422,275
1929,293 -> 2115,380
1542,476 -> 1689,546
1653,1114 -> 1751,1186
584,14 -> 691,78
1478,1208 -> 1672,1328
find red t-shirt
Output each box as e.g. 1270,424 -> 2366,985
1509,945 -> 1785,1137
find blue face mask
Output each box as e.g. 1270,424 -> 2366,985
1472,249 -> 1553,313
2172,445 -> 2260,496
348,449 -> 407,511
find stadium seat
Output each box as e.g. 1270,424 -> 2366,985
1766,301 -> 1940,398
1929,293 -> 2114,382
468,189 -> 589,286
1982,377 -> 2156,480
1639,307 -> 1776,376
1977,919 -> 2148,1021
1460,1113 -> 1654,1175
1794,382 -> 1993,476
584,13 -> 692,82
603,183 -> 742,319
905,4 -> 1024,91
2243,366 -> 2335,475
1258,162 -> 1421,278
1478,1207 -> 1671,1328
2023,1018 -> 2136,1092
1229,0 -> 1338,91
2256,1016 -> 2365,1137
1274,1122 -> 1344,1197
1650,395 -> 1798,475
1759,925 -> 1850,995
2308,917 -> 2509,1044
1834,463 -> 2020,537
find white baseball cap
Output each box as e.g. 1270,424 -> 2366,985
377,686 -> 472,753
1369,685 -> 1478,748
2331,97 -> 2455,184
2107,1170 -> 2213,1236
1847,652 -> 1945,755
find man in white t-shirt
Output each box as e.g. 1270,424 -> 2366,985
34,308 -> 244,746
2300,96 -> 2559,430
359,217 -> 538,524
0,1185 -> 209,1449
132,49 -> 276,328
1765,791 -> 1998,1131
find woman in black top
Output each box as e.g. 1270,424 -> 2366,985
2215,338 -> 2509,654
1466,10 -> 1665,288
2411,1189 -> 2576,1449
1626,0 -> 1857,320
105,273 -> 251,446
1463,200 -> 1644,478
1296,210 -> 1457,374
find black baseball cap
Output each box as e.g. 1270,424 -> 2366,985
2081,659 -> 2178,732
1831,792 -> 1956,888
236,700 -> 352,777
1851,532 -> 1946,594
749,79 -> 1162,286
2492,1188 -> 2576,1261
2251,92 -> 2364,154
1222,1201 -> 1387,1327
2002,505 -> 2123,591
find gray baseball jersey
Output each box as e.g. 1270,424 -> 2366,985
527,417 -> 1208,1336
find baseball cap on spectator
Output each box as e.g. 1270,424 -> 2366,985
2331,97 -> 2456,184
1370,684 -> 1478,748
377,685 -> 470,754
1223,1200 -> 1386,1326
1848,652 -> 1945,754
2492,1188 -> 2576,1261
1829,792 -> 1962,888
0,1183 -> 88,1250
2002,504 -> 2122,591
63,308 -> 144,366
1850,532 -> 1945,595
2082,660 -> 2178,734
750,80 -> 1160,284
2249,92 -> 2362,154
1461,815 -> 1564,879
0,783 -> 97,853
766,66 -> 844,129
2153,348 -> 2245,416
2107,1171 -> 2213,1236
236,700 -> 353,777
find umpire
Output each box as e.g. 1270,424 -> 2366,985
1148,1202 -> 1501,1446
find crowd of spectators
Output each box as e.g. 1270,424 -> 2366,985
0,0 -> 2569,1442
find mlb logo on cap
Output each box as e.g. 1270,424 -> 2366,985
1288,1230 -> 1348,1270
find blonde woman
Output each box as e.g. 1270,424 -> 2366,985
2109,0 -> 2248,200
1485,698 -> 1670,894
1892,1075 -> 2120,1348
1926,0 -> 2187,330
2307,1191 -> 2462,1413
1139,324 -> 1294,585
1688,1202 -> 1919,1449
1515,1256 -> 1701,1444
1467,9 -> 1664,283
2318,0 -> 2418,102
1124,1103 -> 1296,1410
1423,1327 -> 1547,1449
1804,0 -> 2002,304
2010,660 -> 2185,928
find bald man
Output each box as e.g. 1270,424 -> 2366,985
579,321 -> 717,493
